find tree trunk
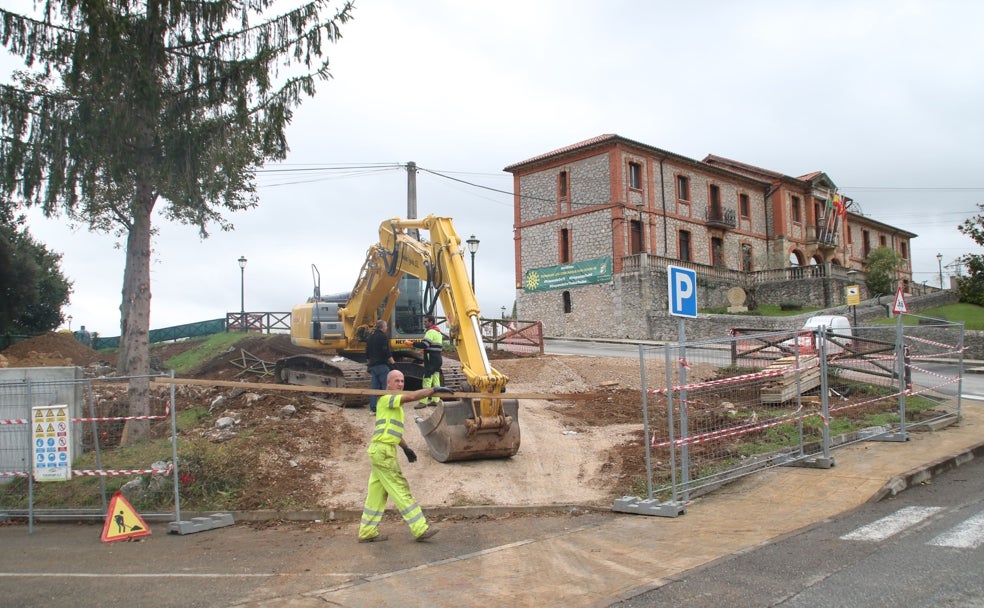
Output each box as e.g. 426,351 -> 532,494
118,184 -> 156,444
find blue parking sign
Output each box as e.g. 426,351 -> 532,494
668,265 -> 697,318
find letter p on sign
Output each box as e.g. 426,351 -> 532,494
668,265 -> 698,318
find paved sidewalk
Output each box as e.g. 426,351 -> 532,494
235,402 -> 984,608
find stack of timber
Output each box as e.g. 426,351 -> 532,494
760,355 -> 821,404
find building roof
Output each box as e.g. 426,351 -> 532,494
504,135 -> 769,186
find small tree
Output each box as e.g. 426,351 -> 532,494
0,214 -> 72,334
956,203 -> 984,306
1,1 -> 353,442
863,246 -> 903,296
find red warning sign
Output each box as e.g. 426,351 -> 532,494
101,491 -> 151,543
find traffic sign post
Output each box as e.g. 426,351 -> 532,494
668,265 -> 698,318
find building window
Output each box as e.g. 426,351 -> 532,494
559,228 -> 572,263
562,291 -> 573,314
862,230 -> 871,258
629,219 -> 643,255
741,243 -> 753,272
900,241 -> 908,259
679,230 -> 691,262
557,171 -> 569,201
791,196 -> 802,223
709,184 -> 721,216
628,162 -> 642,190
879,235 -> 887,247
711,236 -> 724,268
739,193 -> 750,218
676,175 -> 690,202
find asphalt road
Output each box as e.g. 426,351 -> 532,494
612,453 -> 984,607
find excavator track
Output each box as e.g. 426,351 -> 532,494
275,352 -> 467,407
275,354 -> 371,407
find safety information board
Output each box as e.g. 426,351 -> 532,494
32,405 -> 72,482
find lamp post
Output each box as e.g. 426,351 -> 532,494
67,315 -> 73,331
937,253 -> 944,290
466,235 -> 480,292
238,256 -> 248,332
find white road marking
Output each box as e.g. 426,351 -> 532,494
840,506 -> 943,542
929,510 -> 984,549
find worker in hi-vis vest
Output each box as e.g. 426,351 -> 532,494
357,369 -> 452,543
406,315 -> 445,408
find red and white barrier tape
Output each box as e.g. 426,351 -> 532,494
1,463 -> 173,479
651,404 -> 810,449
2,404 -> 169,426
650,359 -> 817,395
72,463 -> 173,477
905,334 -> 961,351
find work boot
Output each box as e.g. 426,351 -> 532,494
415,527 -> 439,541
358,534 -> 389,543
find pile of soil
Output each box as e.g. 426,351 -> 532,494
0,332 -> 110,368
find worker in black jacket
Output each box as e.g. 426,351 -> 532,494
366,319 -> 394,413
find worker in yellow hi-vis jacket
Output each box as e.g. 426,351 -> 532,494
405,315 -> 445,408
357,369 -> 452,543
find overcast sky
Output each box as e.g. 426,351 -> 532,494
6,0 -> 983,336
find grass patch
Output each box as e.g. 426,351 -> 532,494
868,303 -> 984,331
701,304 -> 822,317
159,333 -> 253,374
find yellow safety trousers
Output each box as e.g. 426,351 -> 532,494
358,443 -> 430,540
419,372 -> 443,404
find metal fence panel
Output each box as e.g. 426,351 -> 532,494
620,318 -> 964,516
1,371 -> 177,529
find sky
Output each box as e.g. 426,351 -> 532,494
4,0 -> 983,337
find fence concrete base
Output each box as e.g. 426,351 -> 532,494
168,512 -> 235,535
612,497 -> 686,517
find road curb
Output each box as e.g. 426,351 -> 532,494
870,441 -> 984,503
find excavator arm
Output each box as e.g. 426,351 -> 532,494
365,216 -> 519,461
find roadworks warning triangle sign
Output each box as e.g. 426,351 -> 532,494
101,491 -> 151,543
893,287 -> 909,315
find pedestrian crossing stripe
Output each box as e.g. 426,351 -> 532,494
840,506 -> 943,542
928,510 -> 984,549
100,491 -> 151,543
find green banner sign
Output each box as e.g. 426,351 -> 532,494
524,257 -> 612,292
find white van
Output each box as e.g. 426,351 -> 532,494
783,315 -> 852,355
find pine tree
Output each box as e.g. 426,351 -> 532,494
1,0 -> 353,441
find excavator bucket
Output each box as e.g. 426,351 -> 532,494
416,399 -> 520,462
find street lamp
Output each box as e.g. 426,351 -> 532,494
465,235 -> 480,292
937,253 -> 944,290
67,314 -> 73,331
238,256 -> 248,332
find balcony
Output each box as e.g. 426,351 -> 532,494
808,224 -> 838,250
704,205 -> 737,229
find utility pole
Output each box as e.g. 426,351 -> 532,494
407,161 -> 419,240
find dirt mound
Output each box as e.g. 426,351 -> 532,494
0,332 -> 107,368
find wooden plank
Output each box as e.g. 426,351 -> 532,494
150,376 -> 596,401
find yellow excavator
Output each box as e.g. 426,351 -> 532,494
276,215 -> 520,462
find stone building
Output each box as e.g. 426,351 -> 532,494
504,134 -> 916,339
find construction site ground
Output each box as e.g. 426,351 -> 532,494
1,332 -> 652,510
2,332 -> 983,607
